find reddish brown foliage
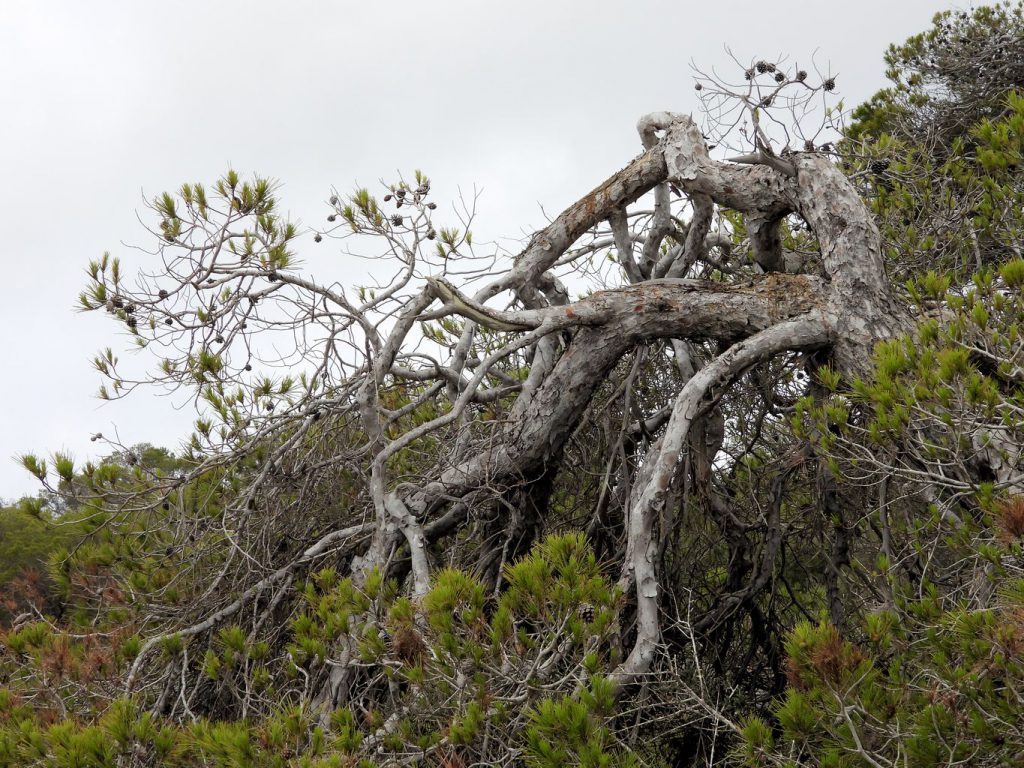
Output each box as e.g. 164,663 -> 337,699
996,495 -> 1024,541
809,625 -> 864,684
392,624 -> 427,665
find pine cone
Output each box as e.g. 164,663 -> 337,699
577,603 -> 595,623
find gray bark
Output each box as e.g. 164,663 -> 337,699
401,112 -> 910,688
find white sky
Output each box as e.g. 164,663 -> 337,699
0,0 -> 952,498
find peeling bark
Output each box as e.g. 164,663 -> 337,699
611,314 -> 831,689
385,111 -> 909,689
408,276 -> 826,517
118,108 -> 920,720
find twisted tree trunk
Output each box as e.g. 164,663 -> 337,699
358,112 -> 911,696
113,111 -> 910,711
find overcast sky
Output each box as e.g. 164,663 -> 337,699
0,0 -> 953,498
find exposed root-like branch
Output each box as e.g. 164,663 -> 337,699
611,313 -> 832,690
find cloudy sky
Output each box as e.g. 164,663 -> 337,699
1,0 -> 952,498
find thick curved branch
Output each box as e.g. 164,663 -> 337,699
442,146 -> 670,373
429,274 -> 826,336
664,193 -> 714,279
404,276 -> 826,518
611,313 -> 832,690
746,211 -> 785,273
385,493 -> 429,599
426,277 -> 535,332
480,149 -> 669,300
643,111 -> 910,372
650,112 -> 794,217
608,208 -> 643,283
639,115 -> 673,278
